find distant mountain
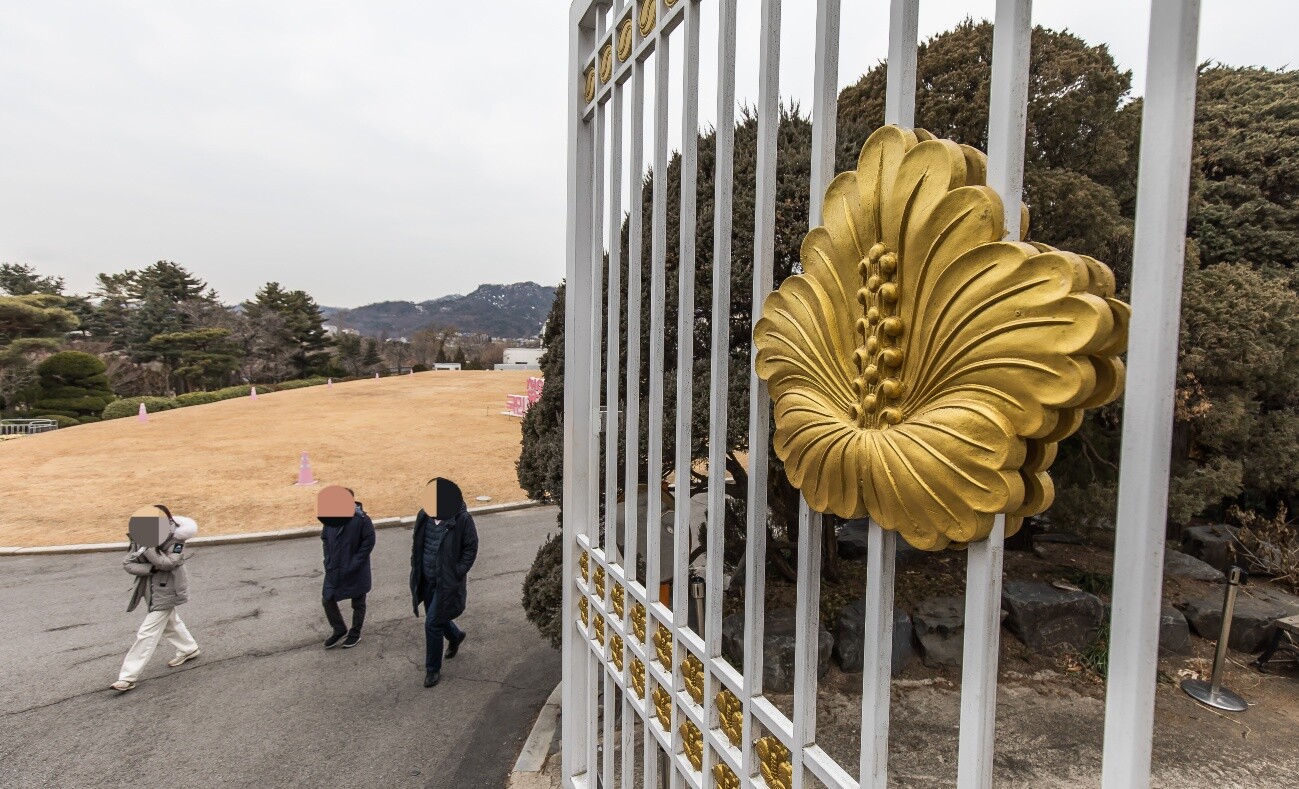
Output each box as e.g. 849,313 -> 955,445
321,282 -> 557,339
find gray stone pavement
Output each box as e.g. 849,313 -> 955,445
0,506 -> 562,789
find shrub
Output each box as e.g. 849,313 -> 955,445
32,351 -> 115,422
412,364 -> 430,373
521,530 -> 564,650
44,414 -> 81,428
78,415 -> 101,424
102,396 -> 178,420
273,377 -> 327,391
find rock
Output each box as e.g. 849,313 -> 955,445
1179,524 -> 1243,573
836,519 -> 927,566
720,608 -> 833,693
1164,549 -> 1224,583
913,597 -> 967,668
1180,586 -> 1299,652
1001,580 -> 1105,655
832,600 -> 914,676
1159,605 -> 1192,655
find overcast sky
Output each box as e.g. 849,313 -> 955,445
1,1 -> 1293,307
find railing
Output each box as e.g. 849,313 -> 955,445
0,418 -> 59,436
564,1 -> 1204,787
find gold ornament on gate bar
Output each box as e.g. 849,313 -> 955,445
756,736 -> 793,789
593,564 -> 606,599
653,626 -> 673,671
610,633 -> 625,672
593,613 -> 606,646
631,601 -> 647,642
682,652 -> 704,705
630,657 -> 647,698
680,719 -> 703,771
578,551 -> 589,582
714,763 -> 741,789
598,42 -> 613,84
753,125 -> 1129,550
616,18 -> 634,62
638,0 -> 656,36
717,688 -> 743,747
582,66 -> 596,103
579,596 -> 589,628
652,686 -> 672,730
611,583 -> 625,618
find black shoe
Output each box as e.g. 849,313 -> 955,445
324,631 -> 347,649
342,633 -> 361,649
445,631 -> 467,659
424,671 -> 440,688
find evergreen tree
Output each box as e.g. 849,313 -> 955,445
243,282 -> 333,378
0,263 -> 65,296
517,283 -> 566,502
361,338 -> 383,372
31,350 -> 115,423
148,327 -> 241,392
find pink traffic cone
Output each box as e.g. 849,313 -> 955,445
374,372 -> 380,380
295,451 -> 316,486
137,403 -> 148,423
250,386 -> 258,400
327,378 -> 333,388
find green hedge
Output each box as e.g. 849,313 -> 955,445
174,391 -> 221,407
102,396 -> 180,420
44,415 -> 81,428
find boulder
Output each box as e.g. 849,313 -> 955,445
913,597 -> 967,668
1180,586 -> 1299,652
720,608 -> 833,693
836,519 -> 927,566
1001,580 -> 1105,655
832,600 -> 914,676
1179,524 -> 1243,573
1164,549 -> 1225,583
1159,605 -> 1192,655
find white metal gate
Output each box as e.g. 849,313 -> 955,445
563,1 -> 1202,787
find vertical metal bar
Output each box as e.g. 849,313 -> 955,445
743,0 -> 781,781
703,2 -> 738,782
673,0 -> 702,630
790,2 -> 840,786
564,4 -> 597,782
956,4 -> 1031,786
606,73 -> 625,566
625,48 -> 647,600
861,6 -> 917,786
646,28 -> 671,609
590,100 -> 607,555
1102,2 -> 1201,786
884,0 -> 919,128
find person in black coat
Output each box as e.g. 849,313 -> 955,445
410,477 -> 478,688
318,486 -> 375,649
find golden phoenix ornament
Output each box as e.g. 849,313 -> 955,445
754,125 -> 1128,550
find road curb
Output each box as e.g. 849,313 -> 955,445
0,500 -> 547,556
512,682 -> 562,774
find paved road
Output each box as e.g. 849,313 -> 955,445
0,507 -> 561,789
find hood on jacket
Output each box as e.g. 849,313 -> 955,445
170,516 -> 199,542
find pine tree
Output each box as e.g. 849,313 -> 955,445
517,283 -> 565,502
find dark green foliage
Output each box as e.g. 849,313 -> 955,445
243,282 -> 333,377
518,283 -> 566,503
43,415 -> 81,428
521,532 -> 564,650
32,351 -> 115,422
0,263 -> 65,296
148,327 -> 242,392
102,395 -> 180,420
412,363 -> 430,373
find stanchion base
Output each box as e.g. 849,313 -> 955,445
1181,679 -> 1248,712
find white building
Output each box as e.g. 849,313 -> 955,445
495,347 -> 544,370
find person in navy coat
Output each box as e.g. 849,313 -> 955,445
318,486 -> 375,649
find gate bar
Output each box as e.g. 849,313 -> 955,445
1102,2 -> 1202,786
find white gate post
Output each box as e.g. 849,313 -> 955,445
1102,2 -> 1202,786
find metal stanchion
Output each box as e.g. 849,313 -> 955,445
689,573 -> 706,638
1181,565 -> 1249,712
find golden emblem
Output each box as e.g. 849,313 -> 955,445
714,763 -> 740,789
630,658 -> 647,698
653,626 -> 673,671
611,584 -> 625,618
631,601 -> 647,642
638,0 -> 656,37
682,652 -> 704,705
582,66 -> 595,103
755,736 -> 793,789
610,633 -> 624,672
652,686 -> 672,730
599,43 -> 614,84
578,596 -> 589,628
593,565 -> 606,599
578,551 -> 589,582
680,719 -> 703,771
716,688 -> 743,747
593,613 -> 606,646
754,125 -> 1128,549
616,18 -> 635,62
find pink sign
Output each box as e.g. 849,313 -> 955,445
505,394 -> 529,417
527,376 -> 544,404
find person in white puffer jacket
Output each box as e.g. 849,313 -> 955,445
111,506 -> 201,692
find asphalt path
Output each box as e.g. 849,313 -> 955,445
0,506 -> 561,789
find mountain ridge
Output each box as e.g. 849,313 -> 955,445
321,281 -> 557,339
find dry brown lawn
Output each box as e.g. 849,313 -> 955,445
0,371 -> 535,547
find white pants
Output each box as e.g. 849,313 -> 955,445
117,608 -> 198,683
